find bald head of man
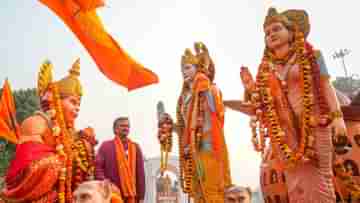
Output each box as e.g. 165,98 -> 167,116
225,185 -> 252,203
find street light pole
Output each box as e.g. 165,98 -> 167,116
333,49 -> 351,78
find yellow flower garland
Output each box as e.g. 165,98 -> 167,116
46,83 -> 74,203
251,30 -> 317,168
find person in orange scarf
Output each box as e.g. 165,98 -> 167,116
0,59 -> 97,203
95,117 -> 145,203
157,42 -> 232,203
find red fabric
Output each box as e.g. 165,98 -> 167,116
6,142 -> 55,183
39,0 -> 159,91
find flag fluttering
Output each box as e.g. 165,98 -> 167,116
0,80 -> 19,144
40,0 -> 159,91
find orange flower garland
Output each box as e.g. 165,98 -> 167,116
250,29 -> 318,168
46,83 -> 74,203
176,85 -> 195,194
158,115 -> 173,175
334,161 -> 360,200
73,137 -> 96,189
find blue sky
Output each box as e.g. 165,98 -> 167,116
1,0 -> 359,188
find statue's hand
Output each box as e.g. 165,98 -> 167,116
240,66 -> 255,92
332,118 -> 347,143
79,127 -> 98,145
158,116 -> 173,144
158,128 -> 169,143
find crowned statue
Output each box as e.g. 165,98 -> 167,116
157,42 -> 232,203
0,59 -> 97,203
229,8 -> 348,202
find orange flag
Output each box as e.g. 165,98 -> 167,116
39,0 -> 159,91
0,80 -> 19,144
73,0 -> 104,12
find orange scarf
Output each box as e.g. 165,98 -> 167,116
114,137 -> 137,203
187,73 -> 223,157
111,193 -> 125,203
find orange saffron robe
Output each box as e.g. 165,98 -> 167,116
180,73 -> 232,203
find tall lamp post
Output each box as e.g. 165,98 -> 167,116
333,49 -> 351,77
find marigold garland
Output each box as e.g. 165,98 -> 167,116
158,116 -> 173,175
334,161 -> 360,200
45,84 -> 72,203
249,25 -> 360,198
176,85 -> 195,194
46,83 -> 98,202
250,29 -> 319,168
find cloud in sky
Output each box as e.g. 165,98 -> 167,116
1,0 -> 359,188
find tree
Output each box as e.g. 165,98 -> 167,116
0,140 -> 15,177
0,88 -> 40,123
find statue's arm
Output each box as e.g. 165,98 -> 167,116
18,115 -> 48,144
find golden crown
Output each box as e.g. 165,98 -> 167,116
264,7 -> 310,38
181,42 -> 215,81
181,48 -> 199,66
38,58 -> 83,97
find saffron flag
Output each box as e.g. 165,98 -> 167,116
0,80 -> 19,144
39,0 -> 159,91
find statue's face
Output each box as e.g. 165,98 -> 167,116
182,64 -> 197,83
225,189 -> 251,203
73,181 -> 111,203
265,22 -> 292,51
61,95 -> 81,125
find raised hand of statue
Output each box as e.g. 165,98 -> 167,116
332,117 -> 347,143
157,101 -> 173,145
240,66 -> 255,92
157,114 -> 174,145
157,112 -> 174,174
222,66 -> 258,116
79,127 -> 98,145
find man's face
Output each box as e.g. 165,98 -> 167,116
114,119 -> 130,138
181,64 -> 197,83
264,22 -> 292,51
61,95 -> 81,125
225,190 -> 251,203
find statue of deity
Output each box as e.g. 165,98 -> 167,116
0,59 -> 97,203
158,42 -> 232,203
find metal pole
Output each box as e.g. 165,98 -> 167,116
333,49 -> 351,78
341,56 -> 348,78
